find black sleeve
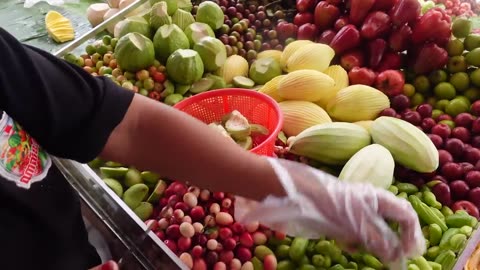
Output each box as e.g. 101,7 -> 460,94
0,28 -> 135,163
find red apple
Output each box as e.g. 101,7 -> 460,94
452,200 -> 480,219
294,12 -> 314,26
314,1 -> 341,31
450,180 -> 470,200
317,30 -> 337,44
374,70 -> 405,97
468,187 -> 480,208
296,0 -> 316,12
297,23 -> 318,40
348,67 -> 376,86
340,49 -> 365,71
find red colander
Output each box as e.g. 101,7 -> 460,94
173,88 -> 283,156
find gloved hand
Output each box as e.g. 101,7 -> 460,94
234,157 -> 425,264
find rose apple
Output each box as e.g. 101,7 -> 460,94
375,69 -> 405,97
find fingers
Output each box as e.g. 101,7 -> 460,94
88,261 -> 119,270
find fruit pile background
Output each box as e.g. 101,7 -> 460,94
43,0 -> 480,269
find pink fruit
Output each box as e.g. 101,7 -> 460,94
451,127 -> 471,143
431,124 -> 451,139
239,232 -> 254,247
236,247 -> 252,263
192,245 -> 204,258
193,234 -> 208,246
263,254 -> 278,270
428,134 -> 443,149
213,262 -> 227,270
403,111 -> 422,126
431,182 -> 452,205
466,170 -> 480,188
465,148 -> 480,164
422,118 -> 436,133
166,224 -> 181,240
297,23 -> 318,40
468,187 -> 480,208
164,239 -> 178,253
348,67 -> 376,85
206,251 -> 219,265
340,50 -> 365,71
293,12 -> 314,26
178,236 -> 192,252
190,206 -> 205,222
441,162 -> 464,180
391,94 -> 411,111
417,104 -> 433,118
454,113 -> 474,128
219,250 -> 234,264
219,227 -> 233,240
334,16 -> 349,31
444,138 -> 465,159
193,258 -> 208,270
374,70 -> 405,97
450,180 -> 470,200
460,162 -> 475,174
379,108 -> 397,117
471,101 -> 480,116
376,52 -> 402,72
223,237 -> 237,250
317,30 -> 337,44
231,222 -> 245,234
451,200 -> 480,219
438,149 -> 453,166
473,119 -> 480,134
313,1 -> 340,30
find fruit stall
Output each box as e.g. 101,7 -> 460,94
15,0 -> 480,268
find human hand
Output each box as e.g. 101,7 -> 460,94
234,157 -> 425,263
89,260 -> 119,270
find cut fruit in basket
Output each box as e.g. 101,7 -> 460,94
45,11 -> 75,43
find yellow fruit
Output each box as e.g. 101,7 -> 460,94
278,70 -> 335,102
285,43 -> 335,73
280,40 -> 313,71
289,122 -> 371,165
258,75 -> 285,102
353,120 -> 374,133
45,10 -> 75,43
327,85 -> 390,122
371,116 -> 439,173
279,101 -> 332,136
338,144 -> 395,189
315,65 -> 349,109
257,50 -> 282,64
215,55 -> 249,84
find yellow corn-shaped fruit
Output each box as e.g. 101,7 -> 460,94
45,11 -> 75,43
285,43 -> 335,73
316,65 -> 349,109
371,116 -> 439,173
280,40 -> 313,71
279,101 -> 332,136
327,85 -> 390,122
353,120 -> 374,133
278,70 -> 335,102
258,75 -> 285,102
257,50 -> 282,64
215,55 -> 249,84
338,144 -> 395,189
289,122 -> 371,165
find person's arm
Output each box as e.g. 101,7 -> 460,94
0,28 -> 284,201
100,94 -> 285,201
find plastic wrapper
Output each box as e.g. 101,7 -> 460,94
24,0 -> 79,8
235,157 -> 425,268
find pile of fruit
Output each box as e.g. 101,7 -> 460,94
51,0 -> 480,268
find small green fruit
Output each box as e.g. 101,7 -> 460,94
434,82 -> 457,100
123,183 -> 149,209
445,98 -> 469,117
411,93 -> 425,107
471,69 -> 480,87
133,202 -> 154,221
429,70 -> 448,86
413,75 -> 431,93
125,168 -> 143,187
452,17 -> 472,39
446,39 -> 465,56
466,48 -> 480,67
449,72 -> 470,92
432,109 -> 443,119
435,99 -> 449,110
103,178 -> 124,197
465,34 -> 480,51
464,87 -> 480,102
448,56 -> 468,73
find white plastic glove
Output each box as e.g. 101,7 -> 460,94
234,157 -> 425,265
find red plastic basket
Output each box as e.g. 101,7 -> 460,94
173,88 -> 283,156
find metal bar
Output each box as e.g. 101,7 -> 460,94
53,0 -> 149,58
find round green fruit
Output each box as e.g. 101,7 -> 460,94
149,0 -> 178,15
445,98 -> 469,117
471,69 -> 480,87
193,36 -> 227,72
448,56 -> 468,73
195,1 -> 224,30
466,48 -> 480,67
429,69 -> 448,86
465,87 -> 480,102
435,99 -> 449,110
410,93 -> 424,107
114,33 -> 155,72
166,49 -> 204,85
452,17 -> 472,39
413,75 -> 430,93
434,82 -> 456,100
249,57 -> 282,85
446,39 -> 465,57
465,34 -> 480,51
153,24 -> 190,63
449,72 -> 470,92
184,22 -> 215,48
114,17 -> 152,40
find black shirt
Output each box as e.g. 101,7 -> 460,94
0,28 -> 134,269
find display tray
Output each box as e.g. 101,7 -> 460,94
52,1 -> 480,269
